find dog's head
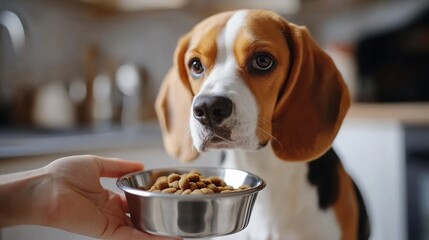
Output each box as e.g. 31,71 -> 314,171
156,9 -> 350,162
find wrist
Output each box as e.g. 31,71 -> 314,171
0,167 -> 54,227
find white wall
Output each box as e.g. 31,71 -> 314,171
334,119 -> 406,240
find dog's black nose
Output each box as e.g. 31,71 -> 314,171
193,96 -> 233,126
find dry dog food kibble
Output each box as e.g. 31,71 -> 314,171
145,171 -> 251,195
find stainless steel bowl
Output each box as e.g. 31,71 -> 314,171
117,167 -> 266,238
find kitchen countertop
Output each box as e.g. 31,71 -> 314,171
347,102 -> 429,124
0,122 -> 163,159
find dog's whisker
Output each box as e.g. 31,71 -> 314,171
182,125 -> 195,154
255,126 -> 272,138
213,134 -> 234,144
257,116 -> 272,125
256,129 -> 272,143
178,122 -> 193,145
182,124 -> 197,153
271,135 -> 284,150
180,123 -> 191,142
258,116 -> 283,129
212,133 -> 238,148
185,127 -> 199,154
256,117 -> 284,149
256,127 -> 284,150
181,121 -> 192,131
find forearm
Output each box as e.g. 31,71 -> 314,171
0,167 -> 53,228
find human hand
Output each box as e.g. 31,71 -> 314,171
0,155 -> 179,240
44,155 -> 179,240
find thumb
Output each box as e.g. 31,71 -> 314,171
95,156 -> 144,178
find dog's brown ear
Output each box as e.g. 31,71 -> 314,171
155,34 -> 199,162
272,22 -> 350,161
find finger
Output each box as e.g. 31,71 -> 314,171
124,214 -> 134,227
120,193 -> 130,213
95,157 -> 144,178
108,225 -> 182,240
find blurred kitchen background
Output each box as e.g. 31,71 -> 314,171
0,0 -> 428,239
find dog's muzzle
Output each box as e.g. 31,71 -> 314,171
192,95 -> 233,143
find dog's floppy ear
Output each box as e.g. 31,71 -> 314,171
272,22 -> 350,161
155,34 -> 199,162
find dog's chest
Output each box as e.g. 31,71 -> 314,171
220,146 -> 341,240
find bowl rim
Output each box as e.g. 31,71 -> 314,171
116,166 -> 266,199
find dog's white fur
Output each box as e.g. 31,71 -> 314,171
189,10 -> 341,239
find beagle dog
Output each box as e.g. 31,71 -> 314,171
156,9 -> 370,240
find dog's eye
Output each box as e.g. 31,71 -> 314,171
251,53 -> 275,72
188,58 -> 204,79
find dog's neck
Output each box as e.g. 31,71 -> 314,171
222,143 -> 304,178
220,143 -> 341,239
222,143 -> 311,204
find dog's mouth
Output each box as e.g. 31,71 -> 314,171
201,127 -> 233,150
199,126 -> 269,151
